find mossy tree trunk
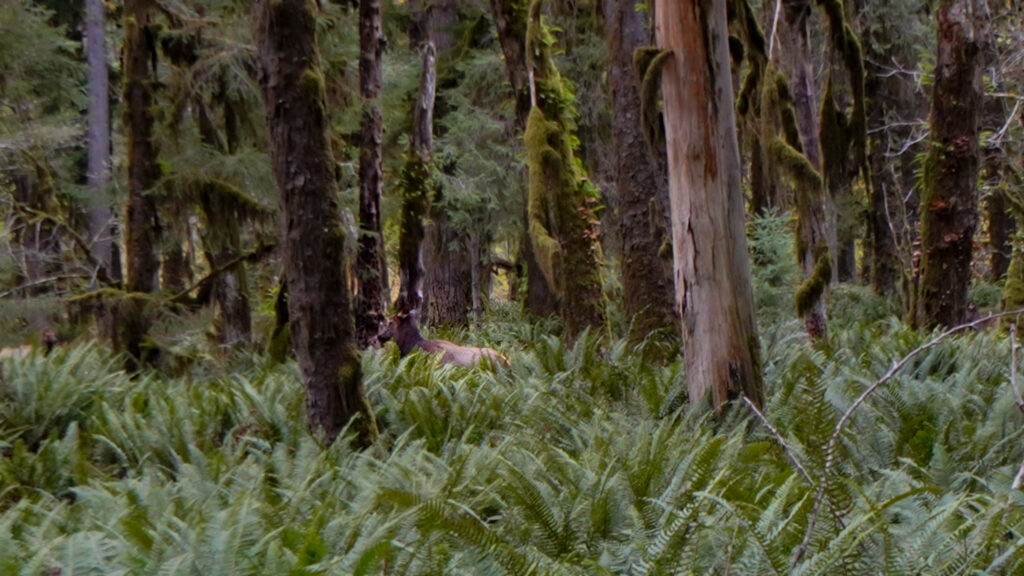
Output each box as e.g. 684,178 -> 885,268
916,0 -> 989,329
490,0 -> 558,317
122,0 -> 163,371
193,102 -> 253,348
414,0 -> 475,327
254,0 -> 376,447
820,78 -> 859,283
85,0 -> 122,345
655,0 -> 764,410
763,68 -> 831,339
989,189 -> 1013,281
865,68 -> 899,297
354,0 -> 388,347
770,1 -> 833,338
605,0 -> 675,340
525,0 -> 604,338
396,44 -> 437,316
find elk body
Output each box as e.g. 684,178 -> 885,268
0,330 -> 57,360
379,312 -> 507,367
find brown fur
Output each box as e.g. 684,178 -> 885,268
0,329 -> 57,360
379,312 -> 507,367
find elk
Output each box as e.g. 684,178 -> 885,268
0,329 -> 57,360
378,311 -> 507,367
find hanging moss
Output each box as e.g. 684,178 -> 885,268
523,0 -> 604,334
736,68 -> 760,117
1003,239 -> 1024,313
814,0 -> 867,171
795,243 -> 833,315
525,107 -> 566,297
768,137 -> 823,192
633,47 -> 672,151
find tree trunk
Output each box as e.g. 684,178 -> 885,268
490,0 -> 558,317
774,1 -> 832,338
655,0 -> 764,410
194,101 -> 252,347
916,0 -> 988,329
605,0 -> 675,339
525,0 -> 605,338
397,44 -> 437,316
254,0 -> 376,447
424,203 -> 472,326
866,71 -> 899,296
122,0 -> 163,370
85,0 -> 122,344
988,189 -> 1012,281
354,0 -> 388,347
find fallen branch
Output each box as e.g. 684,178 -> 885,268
792,308 -> 1024,569
168,242 -> 276,307
744,396 -> 814,487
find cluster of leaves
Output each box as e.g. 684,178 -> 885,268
3,296 -> 1024,574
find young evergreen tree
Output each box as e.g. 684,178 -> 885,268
253,0 -> 376,446
655,0 -> 764,410
524,0 -> 604,339
916,0 -> 990,329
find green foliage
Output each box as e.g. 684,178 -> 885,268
3,304 -> 1024,574
749,210 -> 800,327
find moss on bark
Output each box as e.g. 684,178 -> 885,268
524,0 -> 604,337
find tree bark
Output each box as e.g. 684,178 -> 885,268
122,0 -> 163,370
605,0 -> 676,339
194,101 -> 252,347
397,44 -> 437,316
489,0 -> 558,316
916,0 -> 988,329
525,0 -> 605,339
988,189 -> 1012,281
424,204 -> 472,326
773,1 -> 832,338
354,0 -> 388,347
254,0 -> 376,447
655,0 -> 764,410
85,0 -> 122,345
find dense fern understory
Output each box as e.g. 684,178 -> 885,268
3,270 -> 1024,573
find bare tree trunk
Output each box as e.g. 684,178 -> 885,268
424,209 -> 472,325
85,0 -> 122,345
656,0 -> 764,410
122,0 -> 162,370
606,0 -> 675,339
354,0 -> 388,347
916,0 -> 989,329
254,0 -> 376,447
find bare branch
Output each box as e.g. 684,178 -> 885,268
792,308 -> 1024,568
744,396 -> 815,486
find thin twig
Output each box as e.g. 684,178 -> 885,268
744,396 -> 815,486
168,242 -> 276,305
9,201 -> 119,287
1011,323 -> 1024,415
0,274 -> 90,299
792,308 -> 1024,569
768,0 -> 782,61
1009,323 -> 1024,491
